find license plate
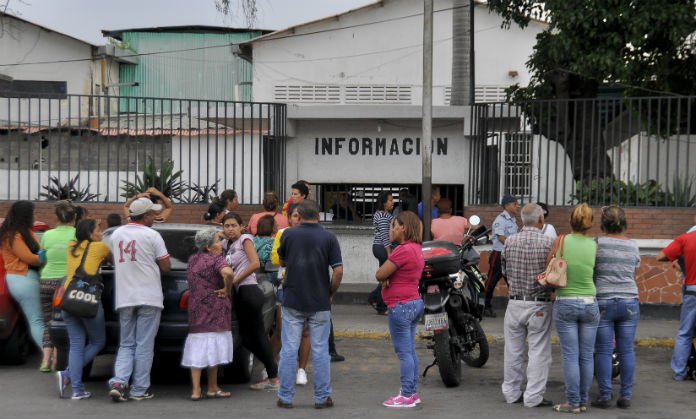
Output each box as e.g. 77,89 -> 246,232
424,312 -> 449,331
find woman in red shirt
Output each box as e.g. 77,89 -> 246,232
375,211 -> 424,409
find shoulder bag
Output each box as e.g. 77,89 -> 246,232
60,242 -> 104,318
537,234 -> 567,288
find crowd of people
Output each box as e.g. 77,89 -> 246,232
1,185 -> 695,411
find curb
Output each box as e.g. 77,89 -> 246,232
335,330 -> 676,348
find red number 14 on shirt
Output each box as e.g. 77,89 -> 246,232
118,240 -> 137,263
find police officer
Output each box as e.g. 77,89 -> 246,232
483,195 -> 520,317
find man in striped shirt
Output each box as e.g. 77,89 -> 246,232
501,203 -> 554,408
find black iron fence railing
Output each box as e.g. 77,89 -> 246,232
469,97 -> 696,207
0,94 -> 287,204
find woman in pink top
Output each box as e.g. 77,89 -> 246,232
247,192 -> 289,235
430,198 -> 469,244
375,211 -> 425,408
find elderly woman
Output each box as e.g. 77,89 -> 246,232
592,206 -> 640,410
181,228 -> 235,401
551,203 -> 599,414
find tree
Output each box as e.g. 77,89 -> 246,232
487,0 -> 696,181
215,0 -> 257,27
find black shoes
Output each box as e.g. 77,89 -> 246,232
590,398 -> 612,409
277,399 -> 293,409
617,399 -> 631,409
483,307 -> 497,318
534,399 -> 553,407
330,352 -> 345,362
315,396 -> 334,409
513,395 -> 523,404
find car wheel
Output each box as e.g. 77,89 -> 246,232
0,320 -> 31,365
224,346 -> 253,383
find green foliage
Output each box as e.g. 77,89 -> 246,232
570,178 -> 672,207
180,180 -> 220,204
488,1 -> 696,100
120,157 -> 187,201
40,175 -> 100,202
670,174 -> 696,207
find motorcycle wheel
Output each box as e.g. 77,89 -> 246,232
434,329 -> 461,387
461,317 -> 489,368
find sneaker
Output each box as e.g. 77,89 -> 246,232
277,399 -> 293,409
56,370 -> 69,398
109,383 -> 128,403
71,391 -> 92,400
296,368 -> 308,385
617,399 -> 631,409
383,393 -> 417,408
412,392 -> 421,405
129,392 -> 155,401
250,378 -> 280,391
590,398 -> 612,409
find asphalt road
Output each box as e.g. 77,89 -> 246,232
1,338 -> 695,419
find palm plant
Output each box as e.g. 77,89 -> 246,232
120,157 -> 188,201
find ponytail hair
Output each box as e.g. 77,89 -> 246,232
71,219 -> 97,257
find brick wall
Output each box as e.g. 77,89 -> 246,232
467,205 -> 695,306
0,201 -> 263,227
1,201 -> 692,305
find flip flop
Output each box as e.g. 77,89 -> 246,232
191,394 -> 203,401
206,390 -> 231,399
39,366 -> 52,373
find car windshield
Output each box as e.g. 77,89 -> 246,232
103,225 -> 214,270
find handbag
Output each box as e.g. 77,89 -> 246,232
60,242 -> 103,318
537,234 -> 567,288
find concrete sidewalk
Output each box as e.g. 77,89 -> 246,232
331,303 -> 681,347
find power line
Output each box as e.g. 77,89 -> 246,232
0,3 -> 475,67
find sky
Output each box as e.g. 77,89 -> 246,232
6,0 -> 377,44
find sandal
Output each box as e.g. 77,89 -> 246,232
191,393 -> 203,401
553,403 -> 581,414
39,366 -> 52,373
206,390 -> 231,399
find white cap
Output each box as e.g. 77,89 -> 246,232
129,197 -> 163,216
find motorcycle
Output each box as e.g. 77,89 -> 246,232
421,216 -> 490,387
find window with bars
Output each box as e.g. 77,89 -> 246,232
503,133 -> 533,197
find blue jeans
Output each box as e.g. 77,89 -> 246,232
595,298 -> 639,400
672,293 -> 696,380
109,306 -> 161,396
278,306 -> 331,404
62,304 -> 106,394
6,271 -> 43,349
553,298 -> 599,407
388,299 -> 424,397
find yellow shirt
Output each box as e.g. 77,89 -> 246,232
66,241 -> 111,280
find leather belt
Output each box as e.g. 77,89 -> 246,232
509,295 -> 551,302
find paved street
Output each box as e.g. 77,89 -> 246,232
1,331 -> 695,419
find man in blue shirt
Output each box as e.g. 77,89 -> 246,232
484,194 -> 520,317
277,200 -> 343,409
417,186 -> 441,219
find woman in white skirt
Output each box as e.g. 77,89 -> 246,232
182,228 -> 235,400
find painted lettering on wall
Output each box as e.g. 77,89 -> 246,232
314,137 -> 448,156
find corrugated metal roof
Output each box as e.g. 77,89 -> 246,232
102,26 -> 273,40
117,31 -> 259,106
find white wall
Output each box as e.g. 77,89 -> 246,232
0,15 -> 118,125
285,118 -> 469,187
612,133 -> 696,187
251,0 -> 543,104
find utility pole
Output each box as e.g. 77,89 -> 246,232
422,0 -> 433,241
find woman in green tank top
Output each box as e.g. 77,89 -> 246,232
551,204 -> 599,413
38,201 -> 76,372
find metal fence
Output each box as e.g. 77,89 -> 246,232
468,96 -> 696,207
0,94 -> 287,204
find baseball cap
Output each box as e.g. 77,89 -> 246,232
129,197 -> 162,216
500,194 -> 517,207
